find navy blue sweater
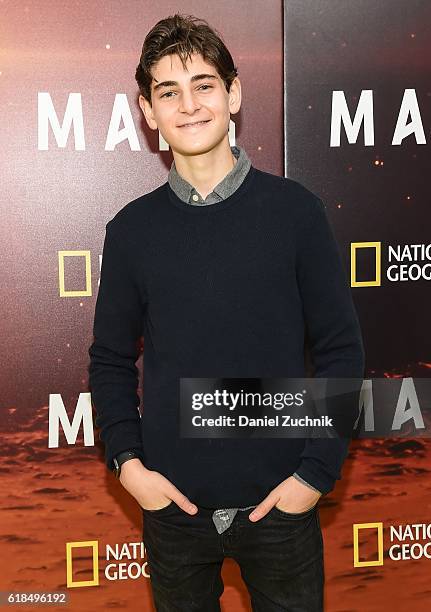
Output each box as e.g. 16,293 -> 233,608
88,165 -> 365,507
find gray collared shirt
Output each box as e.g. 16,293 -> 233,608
168,144 -> 320,533
168,144 -> 251,205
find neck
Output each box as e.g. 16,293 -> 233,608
172,138 -> 237,200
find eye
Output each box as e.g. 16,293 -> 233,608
198,84 -> 213,91
160,91 -> 176,99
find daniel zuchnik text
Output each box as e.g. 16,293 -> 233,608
191,415 -> 333,428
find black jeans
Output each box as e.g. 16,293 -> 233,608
142,501 -> 324,611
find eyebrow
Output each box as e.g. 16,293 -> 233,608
153,73 -> 218,93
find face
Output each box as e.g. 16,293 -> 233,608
139,52 -> 241,156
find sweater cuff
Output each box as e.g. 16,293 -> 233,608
292,472 -> 322,494
293,459 -> 338,495
101,422 -> 146,472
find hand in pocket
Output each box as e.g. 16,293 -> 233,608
119,459 -> 198,515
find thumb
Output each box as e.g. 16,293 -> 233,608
248,495 -> 278,522
166,486 -> 198,515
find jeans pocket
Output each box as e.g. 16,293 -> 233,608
142,500 -> 175,514
271,502 -> 318,519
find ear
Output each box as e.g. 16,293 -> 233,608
139,94 -> 158,131
228,76 -> 242,116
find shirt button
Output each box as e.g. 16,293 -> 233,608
192,194 -> 199,202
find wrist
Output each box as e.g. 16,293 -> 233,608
118,458 -> 146,483
292,471 -> 322,495
112,450 -> 146,479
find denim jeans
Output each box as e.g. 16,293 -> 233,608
142,501 -> 324,611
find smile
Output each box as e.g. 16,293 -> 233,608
179,120 -> 211,128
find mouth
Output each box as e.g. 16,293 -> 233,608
178,119 -> 212,128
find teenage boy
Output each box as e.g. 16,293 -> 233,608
88,13 -> 365,612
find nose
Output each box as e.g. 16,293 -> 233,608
178,88 -> 201,115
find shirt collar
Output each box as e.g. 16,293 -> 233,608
167,145 -> 252,205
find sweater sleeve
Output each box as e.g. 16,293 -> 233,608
294,196 -> 365,495
88,221 -> 146,471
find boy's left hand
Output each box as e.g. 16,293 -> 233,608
248,475 -> 322,522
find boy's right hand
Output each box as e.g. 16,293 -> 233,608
118,458 -> 198,515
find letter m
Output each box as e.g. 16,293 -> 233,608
38,92 -> 85,150
48,393 -> 94,448
330,90 -> 374,147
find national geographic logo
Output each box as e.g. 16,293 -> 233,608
351,242 -> 431,286
353,522 -> 431,567
58,251 -> 93,297
353,522 -> 384,567
65,540 -> 150,588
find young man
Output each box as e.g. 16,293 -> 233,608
88,13 -> 365,612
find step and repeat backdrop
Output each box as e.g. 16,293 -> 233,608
1,1 -> 430,610
284,2 -> 431,611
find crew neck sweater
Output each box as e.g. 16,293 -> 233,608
88,164 -> 365,509
166,144 -> 320,532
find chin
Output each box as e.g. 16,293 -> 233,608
171,134 -> 227,157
